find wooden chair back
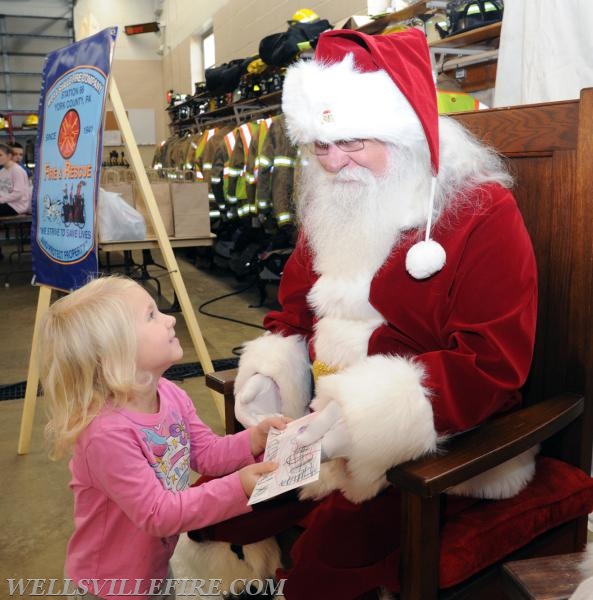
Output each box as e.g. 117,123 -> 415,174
452,88 -> 593,473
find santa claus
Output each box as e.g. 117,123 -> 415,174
176,27 -> 539,599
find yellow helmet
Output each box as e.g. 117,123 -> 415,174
247,58 -> 268,74
289,8 -> 319,24
0,115 -> 7,129
22,114 -> 38,128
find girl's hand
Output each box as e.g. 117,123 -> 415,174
239,461 -> 278,496
249,415 -> 291,455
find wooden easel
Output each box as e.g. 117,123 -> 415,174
17,77 -> 224,454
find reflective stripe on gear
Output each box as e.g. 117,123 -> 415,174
273,156 -> 295,167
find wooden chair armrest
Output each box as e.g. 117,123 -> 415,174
388,393 -> 584,498
205,368 -> 238,395
205,369 -> 241,433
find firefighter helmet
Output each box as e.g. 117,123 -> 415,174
22,114 -> 39,128
436,0 -> 503,38
289,8 -> 319,24
247,57 -> 268,74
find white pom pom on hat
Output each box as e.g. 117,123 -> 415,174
405,177 -> 446,279
282,28 -> 447,280
406,240 -> 446,280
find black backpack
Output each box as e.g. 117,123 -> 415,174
205,56 -> 255,95
259,19 -> 332,67
436,0 -> 504,38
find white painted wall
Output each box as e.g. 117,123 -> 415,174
160,0 -> 229,53
73,0 -> 161,60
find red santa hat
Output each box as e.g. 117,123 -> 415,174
282,28 -> 446,279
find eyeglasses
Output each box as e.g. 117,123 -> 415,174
310,139 -> 366,156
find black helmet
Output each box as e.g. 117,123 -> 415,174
436,0 -> 504,39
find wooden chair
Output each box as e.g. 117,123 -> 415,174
206,87 -> 593,599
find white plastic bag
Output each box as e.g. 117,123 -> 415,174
98,188 -> 146,241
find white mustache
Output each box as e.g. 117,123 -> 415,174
333,167 -> 376,184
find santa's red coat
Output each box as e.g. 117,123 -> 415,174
264,182 -> 537,436
193,182 -> 538,598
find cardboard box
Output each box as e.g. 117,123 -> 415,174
133,182 -> 174,238
339,15 -> 373,30
170,182 -> 211,238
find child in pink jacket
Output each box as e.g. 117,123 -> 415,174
39,275 -> 283,599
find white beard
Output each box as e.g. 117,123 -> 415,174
298,146 -> 431,278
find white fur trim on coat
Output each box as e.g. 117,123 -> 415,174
447,445 -> 539,499
170,533 -> 281,598
307,273 -> 383,321
236,333 -> 311,419
308,273 -> 385,369
314,317 -> 383,369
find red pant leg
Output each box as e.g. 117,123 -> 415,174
282,488 -> 403,600
281,489 -> 478,599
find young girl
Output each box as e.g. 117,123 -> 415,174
0,143 -> 31,216
39,275 -> 283,599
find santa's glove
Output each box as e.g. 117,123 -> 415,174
295,401 -> 352,461
235,373 -> 282,427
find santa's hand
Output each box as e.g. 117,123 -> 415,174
235,373 -> 282,427
296,401 -> 352,461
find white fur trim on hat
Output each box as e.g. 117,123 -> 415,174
235,333 -> 311,420
282,54 -> 425,148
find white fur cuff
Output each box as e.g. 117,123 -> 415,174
236,333 -> 312,419
312,354 -> 438,502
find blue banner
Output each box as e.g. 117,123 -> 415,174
31,28 -> 117,291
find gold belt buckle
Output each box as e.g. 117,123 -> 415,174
312,359 -> 339,382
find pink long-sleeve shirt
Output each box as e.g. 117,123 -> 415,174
0,164 -> 31,214
66,378 -> 255,599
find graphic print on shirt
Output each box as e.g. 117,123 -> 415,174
142,415 -> 190,491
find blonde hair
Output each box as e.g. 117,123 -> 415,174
40,276 -> 145,459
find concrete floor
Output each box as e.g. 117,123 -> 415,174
0,243 -> 273,594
